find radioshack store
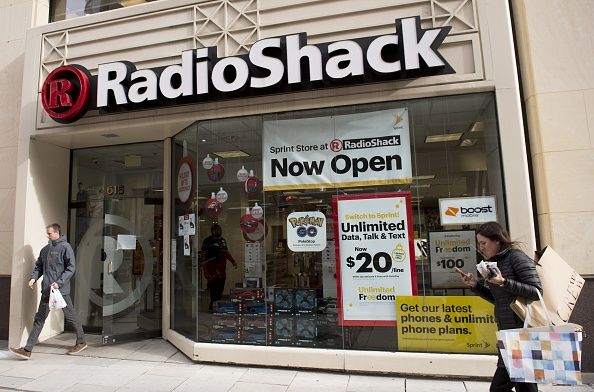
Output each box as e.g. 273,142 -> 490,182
11,0 -> 536,377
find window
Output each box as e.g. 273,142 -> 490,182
171,92 -> 504,354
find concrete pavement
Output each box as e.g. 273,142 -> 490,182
0,334 -> 592,392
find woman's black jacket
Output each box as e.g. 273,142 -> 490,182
472,247 -> 542,330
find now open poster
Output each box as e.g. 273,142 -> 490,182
262,108 -> 412,191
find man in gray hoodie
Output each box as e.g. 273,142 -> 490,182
10,223 -> 87,359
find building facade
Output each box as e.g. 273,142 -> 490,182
2,0 -> 592,379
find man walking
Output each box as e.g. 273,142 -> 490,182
10,223 -> 87,359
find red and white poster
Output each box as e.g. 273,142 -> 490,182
333,192 -> 416,326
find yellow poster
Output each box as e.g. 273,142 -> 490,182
396,296 -> 498,354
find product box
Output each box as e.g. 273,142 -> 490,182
239,329 -> 268,345
230,288 -> 265,303
212,300 -> 239,314
294,289 -> 317,314
241,314 -> 267,330
212,314 -> 240,329
239,301 -> 268,315
271,315 -> 294,346
294,316 -> 316,340
315,312 -> 342,348
211,329 -> 239,344
273,288 -> 294,314
316,297 -> 338,315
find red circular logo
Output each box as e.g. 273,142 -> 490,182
330,139 -> 343,152
41,65 -> 91,123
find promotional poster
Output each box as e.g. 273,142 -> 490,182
333,192 -> 416,326
263,108 -> 412,191
396,296 -> 498,354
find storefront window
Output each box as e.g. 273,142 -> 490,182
171,92 -> 504,354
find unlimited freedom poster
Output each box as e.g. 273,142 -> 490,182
263,108 -> 412,191
429,230 -> 477,289
333,192 -> 416,326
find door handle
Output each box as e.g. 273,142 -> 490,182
108,261 -> 113,274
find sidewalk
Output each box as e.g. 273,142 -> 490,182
0,334 -> 592,392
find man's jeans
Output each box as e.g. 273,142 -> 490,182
25,294 -> 85,351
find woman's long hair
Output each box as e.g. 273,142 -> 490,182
476,221 -> 516,250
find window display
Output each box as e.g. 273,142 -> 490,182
171,92 -> 505,354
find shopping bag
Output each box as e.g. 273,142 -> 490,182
511,246 -> 584,327
49,287 -> 67,310
497,291 -> 583,385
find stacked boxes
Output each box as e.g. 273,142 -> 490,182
271,288 -> 330,347
211,288 -> 342,347
231,288 -> 268,345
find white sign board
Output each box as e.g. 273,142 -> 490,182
178,214 -> 196,236
429,231 -> 477,288
263,109 -> 412,191
334,192 -> 416,326
286,211 -> 327,252
439,196 -> 497,226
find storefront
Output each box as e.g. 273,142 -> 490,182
10,0 -> 538,377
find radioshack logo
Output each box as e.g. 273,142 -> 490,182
39,16 -> 452,123
439,196 -> 497,225
41,65 -> 91,123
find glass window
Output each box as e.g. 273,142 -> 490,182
171,92 -> 504,354
50,0 -> 160,22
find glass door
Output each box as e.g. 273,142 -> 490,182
69,142 -> 163,344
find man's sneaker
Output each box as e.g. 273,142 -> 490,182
10,347 -> 31,360
67,342 -> 88,355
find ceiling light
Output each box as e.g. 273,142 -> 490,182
410,184 -> 430,188
468,121 -> 484,133
412,175 -> 435,180
213,150 -> 249,158
424,133 -> 463,143
459,139 -> 477,147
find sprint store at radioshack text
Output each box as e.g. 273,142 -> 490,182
10,0 -> 541,377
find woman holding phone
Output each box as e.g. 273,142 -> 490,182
456,221 -> 542,392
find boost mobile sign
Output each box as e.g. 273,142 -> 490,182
439,196 -> 498,225
40,17 -> 452,123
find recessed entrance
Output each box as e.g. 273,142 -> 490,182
68,142 -> 164,344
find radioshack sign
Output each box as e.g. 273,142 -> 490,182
40,17 -> 452,123
438,196 -> 497,226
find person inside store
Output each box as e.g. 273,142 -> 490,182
456,221 -> 542,392
200,223 -> 238,312
10,223 -> 87,360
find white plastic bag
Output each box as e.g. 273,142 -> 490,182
49,287 -> 67,310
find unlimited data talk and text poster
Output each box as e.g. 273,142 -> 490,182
333,192 -> 416,326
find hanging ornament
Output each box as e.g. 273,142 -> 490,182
205,192 -> 223,217
237,165 -> 249,182
202,154 -> 214,170
250,203 -> 263,219
207,157 -> 225,182
242,221 -> 267,242
239,207 -> 260,234
244,169 -> 262,194
216,187 -> 228,203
